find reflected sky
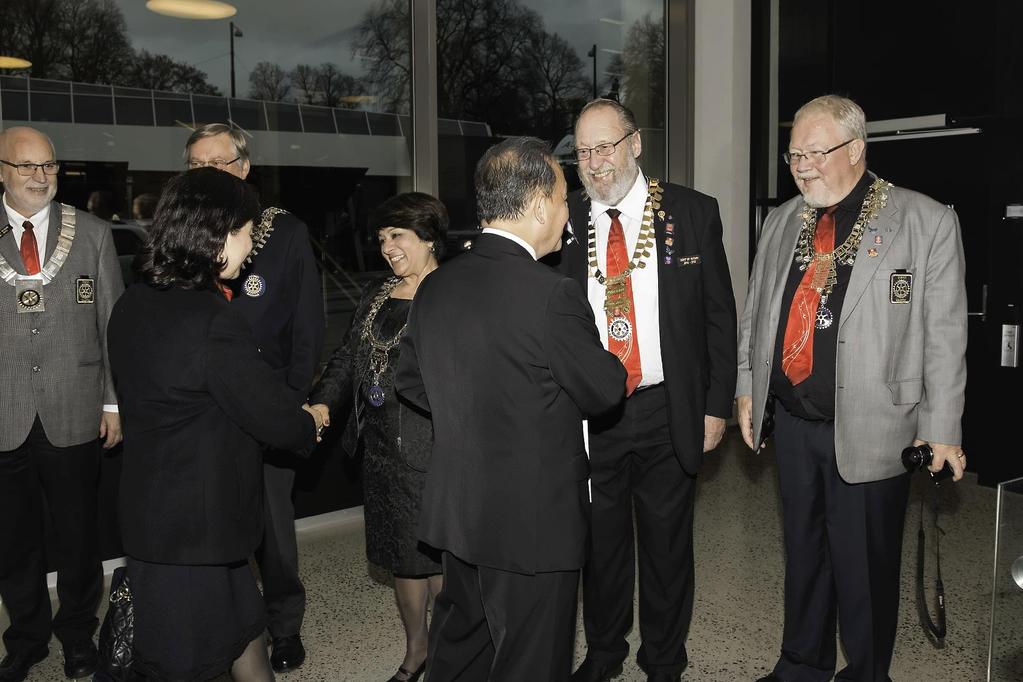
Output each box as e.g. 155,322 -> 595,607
116,0 -> 662,100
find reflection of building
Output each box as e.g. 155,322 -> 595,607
0,75 -> 493,266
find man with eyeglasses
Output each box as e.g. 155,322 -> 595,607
0,127 -> 123,682
551,99 -> 736,682
183,123 -> 324,673
736,95 -> 967,682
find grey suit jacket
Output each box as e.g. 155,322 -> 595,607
0,200 -> 123,450
737,179 -> 967,483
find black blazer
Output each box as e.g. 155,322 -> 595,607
108,284 -> 317,565
395,234 -> 626,574
549,181 -> 737,475
227,210 -> 325,397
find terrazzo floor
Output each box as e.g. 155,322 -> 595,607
5,429 -> 1022,681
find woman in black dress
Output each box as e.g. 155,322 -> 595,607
107,168 -> 322,681
309,192 -> 446,682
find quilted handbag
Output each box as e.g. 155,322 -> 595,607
96,566 -> 134,680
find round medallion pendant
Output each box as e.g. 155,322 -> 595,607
19,290 -> 40,308
367,384 -> 386,408
608,316 -> 632,342
815,304 -> 833,330
243,274 -> 266,297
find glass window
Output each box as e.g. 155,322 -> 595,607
0,0 -> 418,527
351,0 -> 667,232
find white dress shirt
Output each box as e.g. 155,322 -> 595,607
4,195 -> 50,281
481,227 -> 537,260
586,171 -> 664,387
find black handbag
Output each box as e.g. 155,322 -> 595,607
96,565 -> 135,680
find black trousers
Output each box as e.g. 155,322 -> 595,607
772,403 -> 911,682
425,551 -> 578,682
581,385 -> 695,676
0,417 -> 102,654
254,455 -> 305,639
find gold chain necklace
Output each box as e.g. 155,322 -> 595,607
586,177 -> 661,314
792,176 -> 891,330
360,276 -> 408,407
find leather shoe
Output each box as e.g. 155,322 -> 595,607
755,675 -> 783,682
571,657 -> 624,682
270,635 -> 306,673
0,647 -> 48,682
388,660 -> 426,682
62,639 -> 97,679
647,673 -> 682,682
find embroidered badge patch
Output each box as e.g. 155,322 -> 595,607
889,271 -> 912,304
76,276 -> 95,304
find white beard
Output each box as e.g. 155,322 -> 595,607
580,156 -> 639,206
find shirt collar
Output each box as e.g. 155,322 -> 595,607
832,171 -> 872,215
591,170 -> 647,224
480,227 -> 538,260
3,194 -> 50,231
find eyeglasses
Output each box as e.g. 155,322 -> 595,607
187,157 -> 241,170
575,132 -> 634,161
0,159 -> 60,176
782,139 -> 855,166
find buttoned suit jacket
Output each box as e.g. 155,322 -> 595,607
549,180 -> 738,476
0,200 -> 122,450
736,179 -> 967,483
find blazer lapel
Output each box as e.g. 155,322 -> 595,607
840,188 -> 902,327
563,192 -> 590,286
765,205 -> 805,332
45,201 -> 61,262
0,228 -> 24,274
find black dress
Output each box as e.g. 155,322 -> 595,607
310,280 -> 439,577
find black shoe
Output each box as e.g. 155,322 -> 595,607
270,635 -> 306,673
571,657 -> 625,682
755,675 -> 783,682
62,639 -> 97,679
388,661 -> 426,682
647,673 -> 682,682
0,647 -> 48,682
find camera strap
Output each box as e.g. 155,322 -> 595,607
915,483 -> 947,644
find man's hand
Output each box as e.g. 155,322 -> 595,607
99,411 -> 122,449
736,395 -> 754,450
303,403 -> 329,442
703,415 -> 726,453
913,438 -> 966,482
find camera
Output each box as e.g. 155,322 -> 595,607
901,444 -> 954,484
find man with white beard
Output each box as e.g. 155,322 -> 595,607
549,99 -> 737,682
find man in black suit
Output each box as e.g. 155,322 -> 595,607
184,124 -> 324,673
553,100 -> 737,682
395,137 -> 626,681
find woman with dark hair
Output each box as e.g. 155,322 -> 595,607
308,192 -> 447,682
107,168 -> 322,681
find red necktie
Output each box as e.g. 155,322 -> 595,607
605,209 -> 643,395
781,207 -> 836,385
20,220 -> 41,275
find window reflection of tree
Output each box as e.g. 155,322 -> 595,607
353,0 -> 665,140
0,0 -> 221,95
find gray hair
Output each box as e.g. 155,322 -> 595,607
793,95 -> 867,142
576,98 -> 639,135
183,123 -> 250,163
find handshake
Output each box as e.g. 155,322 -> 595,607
301,403 -> 332,442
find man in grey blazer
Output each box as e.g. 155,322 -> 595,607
736,96 -> 967,682
0,127 -> 123,682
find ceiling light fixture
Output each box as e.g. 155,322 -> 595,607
0,57 -> 32,69
146,0 -> 237,20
